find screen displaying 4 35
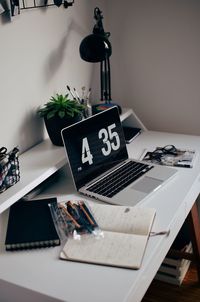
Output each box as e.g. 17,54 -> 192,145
62,108 -> 127,189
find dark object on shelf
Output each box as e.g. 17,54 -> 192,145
122,127 -> 141,144
5,198 -> 60,251
171,221 -> 191,251
10,0 -> 74,16
44,113 -> 82,146
92,103 -> 122,115
38,94 -> 84,146
79,7 -> 121,113
0,146 -> 20,193
155,221 -> 192,285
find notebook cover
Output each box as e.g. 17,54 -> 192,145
5,198 -> 60,251
122,127 -> 141,143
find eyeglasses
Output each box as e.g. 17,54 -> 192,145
146,145 -> 178,163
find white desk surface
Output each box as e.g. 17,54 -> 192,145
1,130 -> 200,302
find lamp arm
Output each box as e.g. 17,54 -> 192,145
107,57 -> 111,101
100,57 -> 111,103
100,61 -> 104,101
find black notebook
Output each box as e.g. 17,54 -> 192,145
122,126 -> 141,143
5,198 -> 60,251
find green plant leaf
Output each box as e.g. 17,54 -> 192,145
47,111 -> 56,119
58,111 -> 65,118
38,93 -> 85,119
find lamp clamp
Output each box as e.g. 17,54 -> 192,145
93,7 -> 110,39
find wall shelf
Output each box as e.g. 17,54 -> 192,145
0,140 -> 66,214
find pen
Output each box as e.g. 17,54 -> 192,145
86,88 -> 91,100
73,88 -> 81,103
66,201 -> 80,221
79,201 -> 98,227
66,201 -> 94,233
66,85 -> 77,101
176,164 -> 191,168
176,161 -> 191,168
81,86 -> 86,102
77,205 -> 94,233
78,202 -> 94,226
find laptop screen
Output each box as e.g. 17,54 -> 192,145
61,106 -> 128,190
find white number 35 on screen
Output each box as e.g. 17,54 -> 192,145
81,123 -> 120,165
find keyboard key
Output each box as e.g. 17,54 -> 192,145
87,161 -> 153,197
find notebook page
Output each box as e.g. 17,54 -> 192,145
87,202 -> 156,236
61,231 -> 147,269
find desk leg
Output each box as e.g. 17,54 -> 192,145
187,202 -> 200,283
166,202 -> 200,283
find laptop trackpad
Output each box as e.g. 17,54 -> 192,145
132,177 -> 163,193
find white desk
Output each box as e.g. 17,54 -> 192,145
1,130 -> 200,302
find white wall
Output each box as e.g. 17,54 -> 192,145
105,0 -> 200,134
1,0 -> 200,155
0,0 -> 106,153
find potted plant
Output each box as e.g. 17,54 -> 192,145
38,94 -> 85,146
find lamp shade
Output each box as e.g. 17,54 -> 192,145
79,34 -> 112,63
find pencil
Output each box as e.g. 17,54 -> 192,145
59,204 -> 81,228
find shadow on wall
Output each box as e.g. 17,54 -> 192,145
44,18 -> 86,83
18,109 -> 44,153
44,30 -> 70,83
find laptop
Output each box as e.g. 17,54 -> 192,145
61,107 -> 177,206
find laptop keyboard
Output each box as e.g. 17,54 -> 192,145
87,161 -> 153,198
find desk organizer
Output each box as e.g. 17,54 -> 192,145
10,0 -> 74,16
0,147 -> 20,193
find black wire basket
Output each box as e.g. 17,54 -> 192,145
0,147 -> 20,193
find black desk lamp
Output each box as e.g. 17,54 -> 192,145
79,7 -> 121,114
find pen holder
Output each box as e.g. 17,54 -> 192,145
0,147 -> 20,193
